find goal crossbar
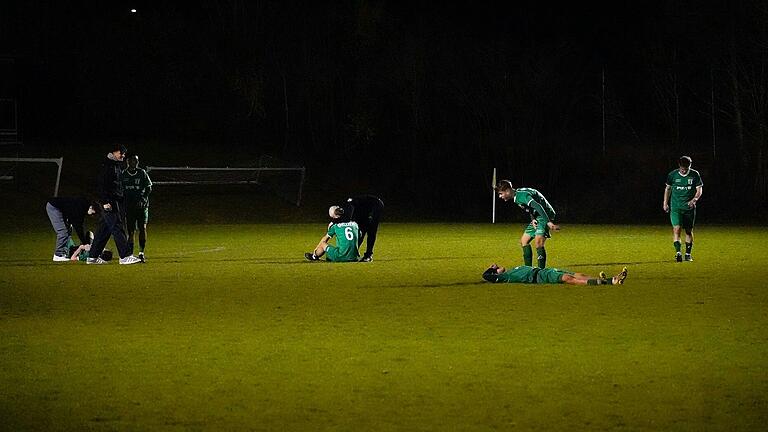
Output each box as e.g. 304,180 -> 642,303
0,157 -> 63,196
146,165 -> 306,206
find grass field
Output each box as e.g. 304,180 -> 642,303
1,223 -> 767,431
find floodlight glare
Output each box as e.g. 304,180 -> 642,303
130,9 -> 137,13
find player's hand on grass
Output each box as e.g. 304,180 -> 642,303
547,222 -> 560,231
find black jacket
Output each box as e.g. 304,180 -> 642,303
339,195 -> 384,225
47,197 -> 92,245
96,155 -> 124,203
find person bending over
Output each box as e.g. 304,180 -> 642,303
305,208 -> 361,262
495,180 -> 559,269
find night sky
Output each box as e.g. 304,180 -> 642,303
2,1 -> 767,220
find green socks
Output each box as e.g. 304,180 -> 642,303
674,241 -> 681,253
522,245 -> 533,266
523,245 -> 547,268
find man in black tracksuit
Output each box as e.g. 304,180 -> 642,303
88,143 -> 140,265
337,195 -> 384,262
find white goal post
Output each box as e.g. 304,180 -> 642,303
146,165 -> 306,206
0,157 -> 63,197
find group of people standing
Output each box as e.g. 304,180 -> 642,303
45,143 -> 152,265
485,155 -> 702,285
304,156 -> 702,288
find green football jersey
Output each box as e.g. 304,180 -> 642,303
66,238 -> 89,262
327,221 -> 360,260
666,169 -> 703,209
122,168 -> 153,205
497,266 -> 538,283
514,188 -> 556,221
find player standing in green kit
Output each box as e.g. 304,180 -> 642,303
496,180 -> 560,268
305,206 -> 361,262
122,155 -> 153,262
663,156 -> 703,262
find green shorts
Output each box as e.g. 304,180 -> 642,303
536,268 -> 574,284
126,206 -> 149,228
524,217 -> 551,238
670,207 -> 696,230
325,246 -> 358,262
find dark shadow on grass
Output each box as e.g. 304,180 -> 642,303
0,260 -> 70,268
562,260 -> 668,267
147,257 -> 299,265
378,281 -> 484,288
372,256 -> 488,263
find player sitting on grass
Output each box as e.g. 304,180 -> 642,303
305,206 -> 361,262
483,264 -> 628,285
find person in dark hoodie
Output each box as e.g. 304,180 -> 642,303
332,195 -> 384,262
87,142 -> 141,265
45,196 -> 97,261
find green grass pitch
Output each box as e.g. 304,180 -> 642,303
1,223 -> 767,430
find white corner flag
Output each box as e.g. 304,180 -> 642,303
491,167 -> 497,223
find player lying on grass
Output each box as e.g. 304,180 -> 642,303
67,232 -> 114,262
482,264 -> 628,285
305,207 -> 361,262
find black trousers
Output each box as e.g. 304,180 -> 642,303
354,198 -> 384,257
90,200 -> 131,259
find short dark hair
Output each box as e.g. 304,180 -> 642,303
679,156 -> 692,167
495,180 -> 514,191
112,142 -> 128,155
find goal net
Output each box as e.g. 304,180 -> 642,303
147,156 -> 305,206
0,157 -> 63,197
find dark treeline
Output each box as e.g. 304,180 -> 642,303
2,1 -> 767,221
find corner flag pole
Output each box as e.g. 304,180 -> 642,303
491,167 -> 497,223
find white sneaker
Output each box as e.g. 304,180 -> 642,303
86,257 -> 107,265
119,255 -> 142,265
53,254 -> 69,262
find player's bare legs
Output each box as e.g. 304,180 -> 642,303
562,268 -> 628,285
313,238 -> 329,258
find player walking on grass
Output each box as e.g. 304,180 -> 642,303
495,180 -> 560,268
122,155 -> 152,262
88,143 -> 141,265
663,156 -> 703,262
483,264 -> 628,285
305,207 -> 361,262
335,195 -> 384,262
